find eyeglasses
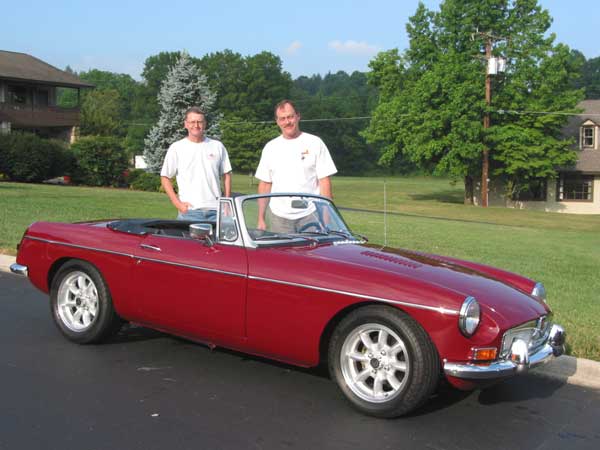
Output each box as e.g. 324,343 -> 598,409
186,120 -> 205,126
276,114 -> 297,122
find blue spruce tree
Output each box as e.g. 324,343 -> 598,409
143,51 -> 220,173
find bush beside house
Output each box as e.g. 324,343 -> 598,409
0,132 -> 75,182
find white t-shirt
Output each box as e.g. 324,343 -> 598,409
255,132 -> 337,219
160,137 -> 232,210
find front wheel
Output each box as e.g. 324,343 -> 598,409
328,305 -> 440,417
50,260 -> 121,344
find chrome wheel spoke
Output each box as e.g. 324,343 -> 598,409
391,360 -> 407,373
373,372 -> 385,397
359,331 -> 376,352
386,372 -> 402,390
377,329 -> 389,350
347,351 -> 369,362
355,368 -> 372,383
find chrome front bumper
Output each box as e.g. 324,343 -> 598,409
444,324 -> 566,380
9,263 -> 28,277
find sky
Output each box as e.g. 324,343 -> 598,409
2,1 -> 598,80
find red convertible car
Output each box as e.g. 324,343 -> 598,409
11,193 -> 565,417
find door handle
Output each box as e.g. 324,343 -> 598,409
140,243 -> 162,252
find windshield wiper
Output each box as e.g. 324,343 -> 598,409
254,233 -> 318,246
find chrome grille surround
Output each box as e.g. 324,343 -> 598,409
500,314 -> 552,359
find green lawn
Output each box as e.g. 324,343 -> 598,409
2,176 -> 599,361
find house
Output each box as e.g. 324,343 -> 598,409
0,50 -> 93,143
477,100 -> 600,214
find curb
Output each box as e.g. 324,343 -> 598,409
1,253 -> 599,390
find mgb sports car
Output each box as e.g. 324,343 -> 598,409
10,193 -> 565,417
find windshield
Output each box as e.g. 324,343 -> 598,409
241,194 -> 356,244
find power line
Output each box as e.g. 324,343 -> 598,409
123,109 -> 600,127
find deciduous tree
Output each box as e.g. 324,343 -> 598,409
365,0 -> 583,202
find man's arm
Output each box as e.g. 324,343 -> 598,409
223,172 -> 232,197
319,176 -> 332,199
257,181 -> 272,230
161,176 -> 190,213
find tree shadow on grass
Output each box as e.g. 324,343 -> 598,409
409,189 -> 464,204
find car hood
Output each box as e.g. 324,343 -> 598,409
292,242 -> 548,323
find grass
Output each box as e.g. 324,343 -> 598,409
2,176 -> 599,361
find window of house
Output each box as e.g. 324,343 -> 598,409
512,179 -> 547,201
557,174 -> 594,201
7,85 -> 29,104
34,89 -> 49,107
582,126 -> 594,148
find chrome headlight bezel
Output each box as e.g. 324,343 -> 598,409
458,296 -> 480,337
531,282 -> 547,303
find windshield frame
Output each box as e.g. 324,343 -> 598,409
232,192 -> 357,249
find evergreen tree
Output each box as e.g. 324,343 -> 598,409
365,0 -> 583,202
143,52 -> 220,173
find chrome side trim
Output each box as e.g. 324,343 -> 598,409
10,263 -> 28,277
22,236 -> 459,314
248,275 -> 459,315
22,236 -> 245,279
25,236 -> 136,259
444,324 -> 565,380
136,255 -> 246,278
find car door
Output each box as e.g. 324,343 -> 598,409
131,227 -> 247,340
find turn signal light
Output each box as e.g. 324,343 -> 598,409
471,347 -> 498,361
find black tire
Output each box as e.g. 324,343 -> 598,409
50,259 -> 122,344
328,305 -> 440,418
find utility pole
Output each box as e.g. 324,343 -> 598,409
482,37 -> 492,207
474,31 -> 506,207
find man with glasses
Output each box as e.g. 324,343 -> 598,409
160,106 -> 232,221
255,99 -> 337,232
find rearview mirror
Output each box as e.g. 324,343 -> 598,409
291,199 -> 308,209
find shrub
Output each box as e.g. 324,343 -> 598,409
0,132 -> 72,182
71,136 -> 129,186
129,171 -> 162,192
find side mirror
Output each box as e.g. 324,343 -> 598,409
189,223 -> 213,246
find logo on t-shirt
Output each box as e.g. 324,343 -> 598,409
207,153 -> 215,159
301,149 -> 309,160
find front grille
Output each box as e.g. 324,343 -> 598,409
500,315 -> 552,359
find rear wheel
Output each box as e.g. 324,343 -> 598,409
328,305 -> 440,417
50,260 -> 121,344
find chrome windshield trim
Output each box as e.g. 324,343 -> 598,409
248,275 -> 459,315
23,236 -> 246,278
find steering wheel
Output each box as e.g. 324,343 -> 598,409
298,221 -> 324,233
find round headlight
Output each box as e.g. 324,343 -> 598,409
459,296 -> 480,337
531,282 -> 547,303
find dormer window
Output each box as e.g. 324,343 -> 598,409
580,119 -> 597,150
583,126 -> 594,148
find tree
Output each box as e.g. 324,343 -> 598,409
80,89 -> 122,136
220,116 -> 279,174
581,56 -> 600,99
199,50 -> 292,120
291,71 -> 380,175
136,51 -> 184,121
143,52 -> 220,173
364,0 -> 583,202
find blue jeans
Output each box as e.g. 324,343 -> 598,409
177,208 -> 217,222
